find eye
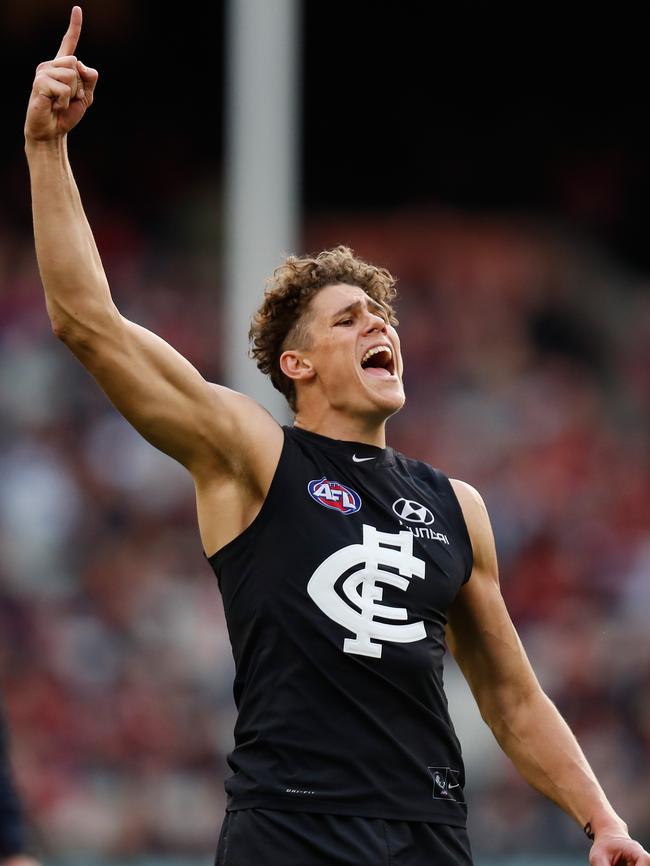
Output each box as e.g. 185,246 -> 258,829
336,318 -> 353,326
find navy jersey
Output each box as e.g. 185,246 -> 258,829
207,425 -> 473,824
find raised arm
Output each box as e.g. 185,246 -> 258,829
24,8 -> 281,488
447,480 -> 649,866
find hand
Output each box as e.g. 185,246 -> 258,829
589,832 -> 650,865
24,6 -> 98,143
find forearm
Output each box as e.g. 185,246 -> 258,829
487,685 -> 626,837
25,135 -> 118,338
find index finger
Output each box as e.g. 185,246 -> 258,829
56,6 -> 82,59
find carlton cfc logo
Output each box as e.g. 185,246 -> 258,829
308,477 -> 362,515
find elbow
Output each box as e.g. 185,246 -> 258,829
50,317 -> 99,360
479,680 -> 546,737
50,307 -> 120,349
50,316 -> 69,341
50,316 -> 84,347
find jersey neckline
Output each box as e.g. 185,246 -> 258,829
285,425 -> 396,467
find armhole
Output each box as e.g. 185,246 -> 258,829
434,469 -> 474,584
206,428 -> 290,572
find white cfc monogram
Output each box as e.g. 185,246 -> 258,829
307,524 -> 426,658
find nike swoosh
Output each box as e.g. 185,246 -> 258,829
352,455 -> 375,462
448,784 -> 459,789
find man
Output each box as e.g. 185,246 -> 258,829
24,7 -> 649,866
0,704 -> 41,866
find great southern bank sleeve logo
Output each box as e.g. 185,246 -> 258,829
307,524 -> 426,658
308,477 -> 362,514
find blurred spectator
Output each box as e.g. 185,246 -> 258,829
0,701 -> 40,866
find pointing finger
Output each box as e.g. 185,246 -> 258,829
56,6 -> 82,59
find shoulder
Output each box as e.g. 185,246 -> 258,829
449,478 -> 488,521
206,382 -> 283,436
200,383 -> 284,484
207,381 -> 281,421
449,478 -> 498,576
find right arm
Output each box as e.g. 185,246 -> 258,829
24,8 -> 281,497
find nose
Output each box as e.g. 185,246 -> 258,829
362,310 -> 387,334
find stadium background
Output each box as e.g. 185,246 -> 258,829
1,1 -> 649,863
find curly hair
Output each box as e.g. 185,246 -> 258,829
249,245 -> 399,412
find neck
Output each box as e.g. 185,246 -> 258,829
293,408 -> 387,447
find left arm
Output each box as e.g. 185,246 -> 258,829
447,479 -> 649,866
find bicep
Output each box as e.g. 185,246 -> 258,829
447,480 -> 541,717
62,314 -> 273,474
446,573 -> 539,716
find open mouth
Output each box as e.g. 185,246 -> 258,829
360,345 -> 395,378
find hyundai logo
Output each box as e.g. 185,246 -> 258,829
392,498 -> 434,525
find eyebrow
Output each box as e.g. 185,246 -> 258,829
331,298 -> 387,320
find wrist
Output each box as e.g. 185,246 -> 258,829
585,811 -> 628,841
24,136 -> 67,159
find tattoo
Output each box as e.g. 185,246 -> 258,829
584,822 -> 595,841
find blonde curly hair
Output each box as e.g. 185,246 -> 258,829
249,245 -> 399,411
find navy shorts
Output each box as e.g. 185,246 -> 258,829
215,808 -> 474,866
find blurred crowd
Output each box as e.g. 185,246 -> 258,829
0,204 -> 648,861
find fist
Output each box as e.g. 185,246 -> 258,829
25,6 -> 98,142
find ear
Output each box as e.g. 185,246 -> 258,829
279,349 -> 315,383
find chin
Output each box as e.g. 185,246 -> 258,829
387,393 -> 406,416
370,385 -> 406,419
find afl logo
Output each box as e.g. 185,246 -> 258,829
392,498 -> 434,525
308,477 -> 362,515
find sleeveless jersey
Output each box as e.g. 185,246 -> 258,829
206,425 -> 473,825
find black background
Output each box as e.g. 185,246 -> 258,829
3,1 -> 649,270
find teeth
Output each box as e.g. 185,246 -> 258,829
361,345 -> 392,366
